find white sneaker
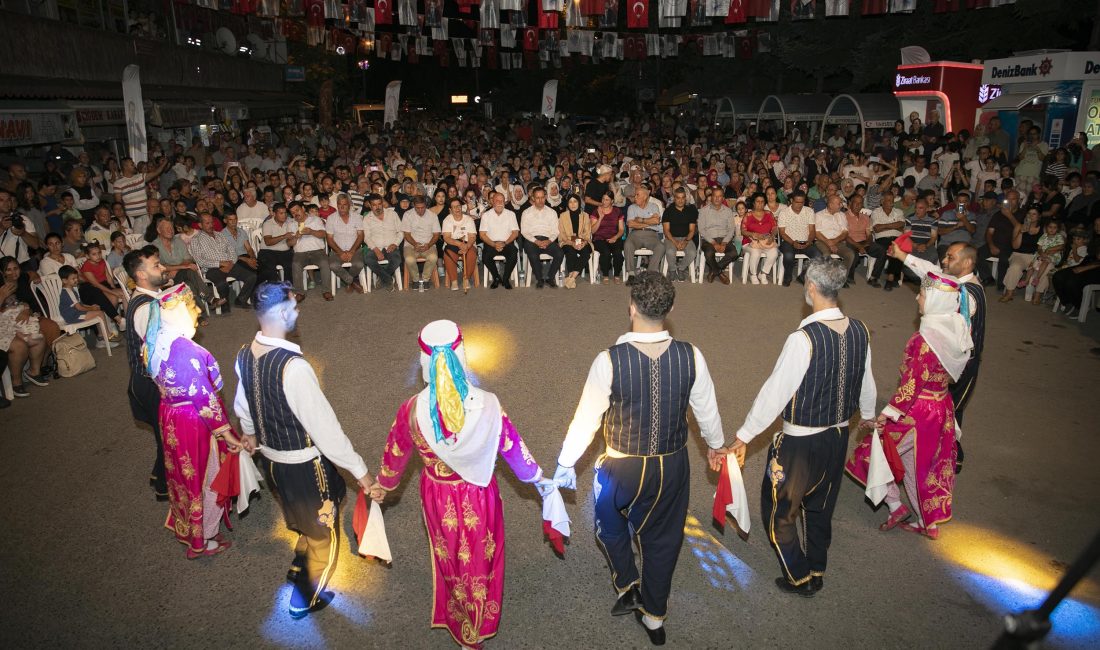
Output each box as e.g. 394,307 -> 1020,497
750,274 -> 760,285
95,339 -> 108,349
116,319 -> 127,332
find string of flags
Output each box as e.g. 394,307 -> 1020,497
177,0 -> 1018,69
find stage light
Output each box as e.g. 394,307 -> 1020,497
358,59 -> 371,71
474,95 -> 481,104
682,514 -> 754,592
460,323 -> 515,378
336,45 -> 347,55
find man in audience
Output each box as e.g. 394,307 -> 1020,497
237,187 -> 270,223
325,193 -> 367,293
114,156 -> 168,236
520,186 -> 563,289
479,191 -> 521,289
661,188 -> 697,282
870,191 -> 906,290
361,193 -> 403,291
290,201 -> 332,301
189,211 -> 258,310
778,191 -> 820,286
624,184 -> 665,283
814,194 -> 856,285
978,188 -> 1023,290
905,197 -> 940,269
843,194 -> 885,286
401,195 -> 441,290
259,203 -> 298,289
936,190 -> 978,259
698,186 -> 737,284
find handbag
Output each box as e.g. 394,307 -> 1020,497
52,333 -> 96,377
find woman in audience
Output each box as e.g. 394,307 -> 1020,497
591,191 -> 624,285
1025,220 -> 1066,304
0,261 -> 49,401
1052,216 -> 1100,318
741,192 -> 779,284
441,198 -> 477,292
558,195 -> 592,290
39,232 -> 78,277
0,255 -> 59,344
78,242 -> 127,331
999,207 -> 1042,302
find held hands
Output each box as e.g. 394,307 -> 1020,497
553,464 -> 577,490
535,477 -> 558,498
727,440 -> 747,468
241,434 -> 258,454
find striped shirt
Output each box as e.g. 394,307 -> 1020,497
114,173 -> 147,224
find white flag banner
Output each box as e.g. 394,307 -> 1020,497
543,0 -> 564,9
541,80 -> 558,119
500,0 -> 522,9
480,0 -> 501,29
565,0 -> 585,26
646,33 -> 661,56
500,25 -> 516,48
398,0 -> 418,25
824,0 -> 849,16
432,19 -> 448,41
706,0 -> 730,16
384,80 -> 401,128
660,0 -> 686,15
122,64 -> 147,163
661,34 -> 678,58
703,34 -> 720,56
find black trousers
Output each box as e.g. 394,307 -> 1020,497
258,249 -> 294,285
850,241 -> 888,280
128,373 -> 165,493
977,245 -> 1011,288
760,426 -> 848,585
522,240 -> 564,281
78,283 -> 119,320
778,240 -> 821,283
593,239 -> 624,277
949,358 -> 980,472
594,448 -> 690,619
204,261 -> 258,306
1052,266 -> 1100,309
260,455 -> 347,612
701,240 -> 737,275
483,243 -> 518,282
563,243 -> 592,274
873,237 -> 904,280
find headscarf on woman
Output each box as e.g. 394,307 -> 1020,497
546,178 -> 563,208
918,272 -> 973,382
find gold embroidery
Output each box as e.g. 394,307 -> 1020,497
442,498 -> 459,532
458,535 -> 472,564
896,378 -> 916,403
502,435 -> 514,452
518,438 -> 535,465
317,499 -> 336,529
484,531 -> 496,561
462,497 -> 480,530
180,454 -> 196,480
390,441 -> 404,457
432,533 -> 450,561
379,464 -> 397,478
444,573 -> 501,645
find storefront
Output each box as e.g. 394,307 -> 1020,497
821,93 -> 901,150
892,61 -> 984,135
714,95 -> 763,131
978,51 -> 1100,153
0,101 -> 82,149
755,94 -> 831,142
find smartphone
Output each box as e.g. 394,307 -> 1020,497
587,148 -> 595,154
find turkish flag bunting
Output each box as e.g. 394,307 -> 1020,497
538,3 -> 560,28
623,34 -> 645,59
374,0 -> 393,24
304,0 -> 326,27
456,0 -> 476,13
726,0 -> 746,23
580,0 -> 605,15
862,0 -> 887,13
523,28 -> 539,51
487,45 -> 498,68
626,0 -> 649,27
746,0 -> 770,16
736,30 -> 754,59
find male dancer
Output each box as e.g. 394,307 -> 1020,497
888,241 -> 985,471
234,282 -> 375,619
727,258 -> 875,597
554,271 -> 725,646
122,246 -> 168,500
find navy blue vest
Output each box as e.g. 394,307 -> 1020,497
124,292 -> 155,378
600,339 -> 697,456
783,319 -> 869,427
237,344 -> 312,452
963,282 -> 986,359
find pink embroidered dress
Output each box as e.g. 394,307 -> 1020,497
376,395 -> 541,648
154,337 -> 235,552
846,332 -> 957,527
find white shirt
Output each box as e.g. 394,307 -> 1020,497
558,330 -> 724,467
361,208 -> 403,250
292,216 -> 327,253
326,209 -> 365,252
814,208 -> 848,240
479,208 -> 520,242
0,218 -> 37,264
233,333 -> 370,480
735,308 -> 876,444
520,205 -> 560,242
401,208 -> 441,244
870,206 -> 905,239
778,205 -> 816,242
38,252 -> 77,277
899,166 -> 928,186
261,217 -> 296,251
236,201 -> 270,223
441,214 -> 476,241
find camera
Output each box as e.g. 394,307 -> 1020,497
10,214 -> 24,230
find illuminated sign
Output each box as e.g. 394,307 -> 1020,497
895,74 -> 932,87
450,95 -> 469,105
977,84 -> 1003,105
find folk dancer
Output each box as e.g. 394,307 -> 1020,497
234,282 -> 376,619
847,272 -> 972,540
888,241 -> 985,472
553,271 -> 725,646
123,246 -> 169,500
369,320 -> 555,649
726,258 -> 875,597
144,283 -> 243,558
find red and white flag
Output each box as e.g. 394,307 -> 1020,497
373,0 -> 392,24
353,490 -> 392,562
726,0 -> 746,22
712,454 -> 751,534
627,0 -> 649,27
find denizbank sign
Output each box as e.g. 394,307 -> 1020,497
982,51 -> 1100,85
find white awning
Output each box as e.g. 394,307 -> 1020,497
979,91 -> 1050,111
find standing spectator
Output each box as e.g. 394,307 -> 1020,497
0,189 -> 40,268
698,187 -> 738,284
661,188 -> 697,282
113,156 -> 168,236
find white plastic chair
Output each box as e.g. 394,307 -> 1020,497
37,276 -> 112,357
125,233 -> 147,249
482,254 -> 519,288
742,252 -> 782,285
661,250 -> 697,283
334,262 -> 370,293
525,253 -> 562,287
1076,284 -> 1099,323
987,256 -> 999,282
1,366 -> 13,400
112,265 -> 132,300
624,247 -> 654,281
250,229 -> 285,281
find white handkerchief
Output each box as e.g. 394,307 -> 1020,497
722,452 -> 751,534
542,487 -> 570,537
866,431 -> 892,506
237,455 -> 264,515
954,418 -> 962,442
359,501 -> 393,563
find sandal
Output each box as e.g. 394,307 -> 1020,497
879,505 -> 911,531
322,292 -> 334,302
186,539 -> 232,559
899,522 -> 939,540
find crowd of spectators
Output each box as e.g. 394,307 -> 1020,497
3,109 -> 1100,408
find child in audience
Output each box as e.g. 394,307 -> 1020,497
57,265 -> 119,349
1026,220 -> 1066,304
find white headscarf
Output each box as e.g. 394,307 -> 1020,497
918,273 -> 973,382
546,178 -> 562,207
509,184 -> 527,210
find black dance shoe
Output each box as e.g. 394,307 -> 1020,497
774,576 -> 821,598
289,590 -> 334,620
611,584 -> 642,616
633,610 -> 666,646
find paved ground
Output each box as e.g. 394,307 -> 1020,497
2,276 -> 1098,649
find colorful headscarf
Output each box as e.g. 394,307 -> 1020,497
919,272 -> 974,382
143,283 -> 197,377
419,324 -> 468,444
